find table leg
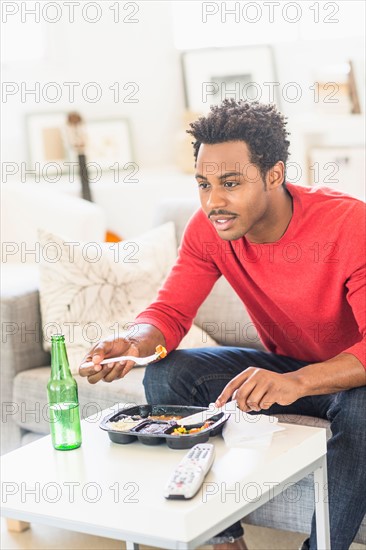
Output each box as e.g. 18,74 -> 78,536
6,519 -> 30,532
125,542 -> 139,550
314,455 -> 331,550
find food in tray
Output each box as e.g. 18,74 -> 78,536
171,421 -> 214,436
108,416 -> 143,432
136,422 -> 171,434
108,413 -> 184,431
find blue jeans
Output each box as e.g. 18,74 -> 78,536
143,347 -> 366,550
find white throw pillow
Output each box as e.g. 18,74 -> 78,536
39,224 -> 217,373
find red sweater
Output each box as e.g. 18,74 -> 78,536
136,184 -> 366,369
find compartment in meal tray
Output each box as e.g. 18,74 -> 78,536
164,415 -> 224,450
102,414 -> 143,445
130,420 -> 175,445
99,405 -> 228,448
114,404 -> 203,421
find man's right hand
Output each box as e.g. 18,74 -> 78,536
78,336 -> 140,384
78,324 -> 166,384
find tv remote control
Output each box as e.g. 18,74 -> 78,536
164,443 -> 215,499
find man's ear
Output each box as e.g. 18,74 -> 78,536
266,161 -> 285,190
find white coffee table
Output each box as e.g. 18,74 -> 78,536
1,407 -> 330,550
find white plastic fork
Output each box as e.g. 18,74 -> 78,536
176,400 -> 238,426
80,351 -> 162,369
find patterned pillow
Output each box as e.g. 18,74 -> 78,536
39,224 -> 217,373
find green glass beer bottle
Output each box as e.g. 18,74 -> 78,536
47,335 -> 82,450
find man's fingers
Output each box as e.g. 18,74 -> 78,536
259,396 -> 273,410
79,357 -> 112,377
89,344 -> 107,365
78,355 -> 97,377
87,369 -> 108,384
102,348 -> 139,382
215,369 -> 254,406
79,366 -> 97,378
216,385 -> 240,407
79,352 -> 103,375
84,339 -> 116,365
84,361 -> 117,383
104,359 -> 137,382
79,339 -> 123,376
243,386 -> 269,411
80,340 -> 139,384
216,378 -> 242,406
103,361 -> 128,382
235,380 -> 256,411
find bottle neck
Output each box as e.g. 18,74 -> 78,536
50,340 -> 72,379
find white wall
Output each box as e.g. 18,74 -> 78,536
1,1 -> 184,169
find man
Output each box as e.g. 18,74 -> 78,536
80,100 -> 366,550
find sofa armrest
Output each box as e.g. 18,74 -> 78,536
1,277 -> 50,453
1,288 -> 50,377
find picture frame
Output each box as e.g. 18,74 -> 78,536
181,45 -> 280,113
83,118 -> 133,171
312,60 -> 362,116
26,112 -> 133,175
26,112 -> 70,175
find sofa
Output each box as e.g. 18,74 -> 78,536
1,198 -> 365,545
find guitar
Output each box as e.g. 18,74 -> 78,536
66,112 -> 121,243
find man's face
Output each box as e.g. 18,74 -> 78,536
195,141 -> 270,241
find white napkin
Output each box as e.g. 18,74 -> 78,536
222,410 -> 284,448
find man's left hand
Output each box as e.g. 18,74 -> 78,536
215,367 -> 303,412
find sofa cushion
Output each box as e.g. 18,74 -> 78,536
275,414 -> 331,439
39,223 -> 178,373
245,472 -> 315,534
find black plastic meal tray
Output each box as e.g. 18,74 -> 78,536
99,404 -> 228,449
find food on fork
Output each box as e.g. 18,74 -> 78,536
156,344 -> 167,358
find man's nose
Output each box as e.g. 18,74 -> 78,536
206,187 -> 227,210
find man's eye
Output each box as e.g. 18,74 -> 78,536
224,181 -> 238,188
198,182 -> 209,189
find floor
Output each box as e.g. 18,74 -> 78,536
2,519 -> 366,550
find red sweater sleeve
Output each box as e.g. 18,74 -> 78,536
135,210 -> 221,351
335,198 -> 366,368
343,263 -> 366,367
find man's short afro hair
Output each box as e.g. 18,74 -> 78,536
187,99 -> 290,184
